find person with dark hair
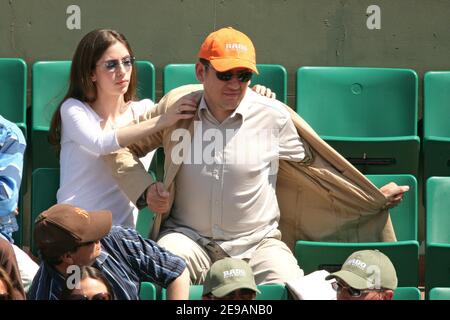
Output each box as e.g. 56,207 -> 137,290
28,204 -> 189,300
0,237 -> 25,299
48,29 -> 197,227
60,266 -> 115,300
326,250 -> 398,300
202,258 -> 258,300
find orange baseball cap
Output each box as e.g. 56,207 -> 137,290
198,27 -> 259,74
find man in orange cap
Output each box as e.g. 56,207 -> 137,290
105,27 -> 409,286
28,204 -> 189,300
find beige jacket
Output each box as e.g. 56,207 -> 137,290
104,85 -> 396,251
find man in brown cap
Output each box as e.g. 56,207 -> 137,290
28,204 -> 189,300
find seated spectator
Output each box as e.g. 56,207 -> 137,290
0,238 -> 25,299
28,204 -> 189,300
60,266 -> 115,300
0,114 -> 39,292
326,250 -> 398,300
202,257 -> 259,300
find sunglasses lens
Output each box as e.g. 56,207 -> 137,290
349,287 -> 362,297
92,292 -> 111,300
215,70 -> 252,82
216,71 -> 233,81
238,71 -> 253,82
104,60 -> 118,71
123,57 -> 135,67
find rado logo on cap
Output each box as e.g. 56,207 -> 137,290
225,43 -> 248,52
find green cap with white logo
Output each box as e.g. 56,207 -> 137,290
203,258 -> 260,297
325,250 -> 398,290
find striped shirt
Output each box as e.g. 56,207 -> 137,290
0,115 -> 25,241
28,226 -> 186,300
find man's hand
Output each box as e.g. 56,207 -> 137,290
252,84 -> 276,99
379,182 -> 410,209
146,182 -> 170,214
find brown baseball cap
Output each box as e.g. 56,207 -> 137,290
34,204 -> 112,258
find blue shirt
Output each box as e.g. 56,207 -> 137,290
28,226 -> 187,300
0,115 -> 25,241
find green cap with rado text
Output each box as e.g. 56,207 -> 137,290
325,250 -> 398,290
202,258 -> 260,297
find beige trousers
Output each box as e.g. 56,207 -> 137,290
157,232 -> 304,285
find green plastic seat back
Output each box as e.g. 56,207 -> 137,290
163,64 -> 198,94
425,178 -> 450,292
257,284 -> 288,300
426,177 -> 450,244
423,72 -> 450,178
295,173 -> 419,287
429,287 -> 450,300
135,148 -> 164,238
0,58 -> 28,245
393,287 -> 421,300
31,60 -> 155,170
189,285 -> 203,300
0,58 -> 27,132
30,168 -> 60,254
366,174 -> 418,241
295,241 -> 419,287
295,67 -> 419,175
163,63 -> 287,103
424,72 -> 450,139
296,67 -> 418,137
139,282 -> 157,300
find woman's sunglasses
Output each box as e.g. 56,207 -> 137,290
66,292 -> 112,300
99,56 -> 135,73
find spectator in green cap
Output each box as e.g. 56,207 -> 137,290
202,258 -> 260,300
326,250 -> 398,300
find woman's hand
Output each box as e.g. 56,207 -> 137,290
159,95 -> 198,128
252,85 -> 276,99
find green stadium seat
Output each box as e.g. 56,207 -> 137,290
393,287 -> 421,300
30,168 -> 60,254
0,58 -> 27,136
31,60 -> 155,170
0,58 -> 28,246
429,287 -> 450,300
139,282 -> 157,300
163,63 -> 288,103
296,67 -> 419,175
423,72 -> 450,178
135,148 -> 164,239
295,174 -> 419,287
425,177 -> 450,293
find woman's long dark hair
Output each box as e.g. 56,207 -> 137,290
0,267 -> 17,300
48,29 -> 137,151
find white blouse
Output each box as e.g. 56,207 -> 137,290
57,98 -> 155,227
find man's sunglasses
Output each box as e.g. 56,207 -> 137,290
332,281 -> 384,298
98,56 -> 135,72
203,62 -> 253,83
66,292 -> 112,301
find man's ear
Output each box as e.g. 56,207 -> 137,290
195,62 -> 205,83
